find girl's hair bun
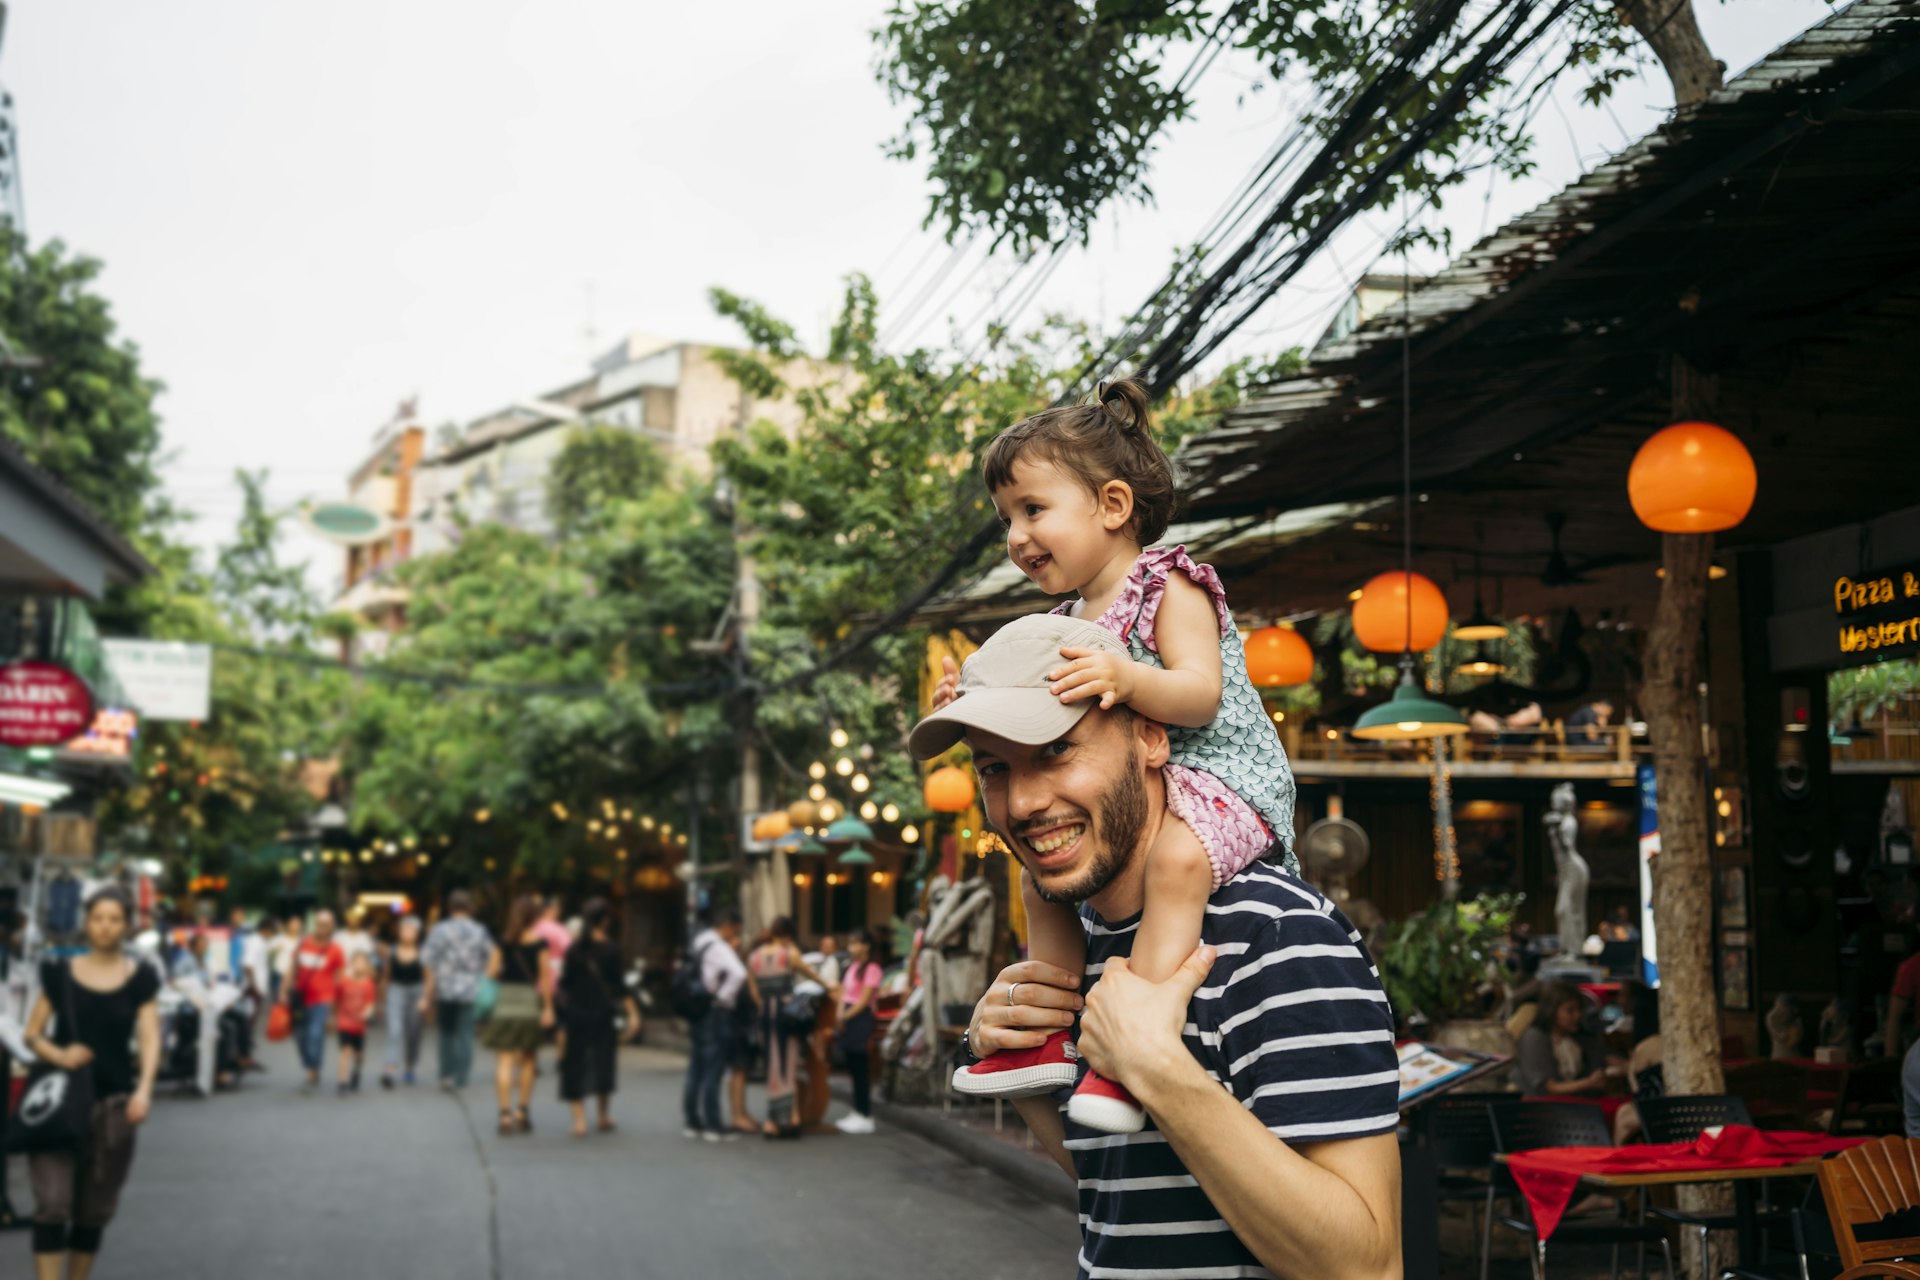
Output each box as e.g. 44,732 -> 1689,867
1096,378 -> 1152,435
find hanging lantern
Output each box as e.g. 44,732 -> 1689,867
825,816 -> 875,842
1352,663 -> 1470,740
1351,571 -> 1449,653
924,765 -> 974,814
786,799 -> 820,829
1627,421 -> 1756,533
1243,626 -> 1314,687
837,845 -> 876,866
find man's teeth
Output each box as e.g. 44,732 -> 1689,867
1028,825 -> 1085,853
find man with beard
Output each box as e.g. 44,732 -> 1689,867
911,614 -> 1401,1280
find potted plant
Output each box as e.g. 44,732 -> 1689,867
1377,893 -> 1524,1054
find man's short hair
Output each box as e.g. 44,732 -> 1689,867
446,889 -> 472,915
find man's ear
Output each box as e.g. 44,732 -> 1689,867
1132,713 -> 1171,770
1098,479 -> 1136,533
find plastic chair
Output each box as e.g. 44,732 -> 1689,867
1635,1096 -> 1768,1280
1724,1060 -> 1812,1128
1814,1134 -> 1920,1278
1417,1094 -> 1521,1280
1491,1100 -> 1677,1280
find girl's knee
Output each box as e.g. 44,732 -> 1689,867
1148,821 -> 1215,890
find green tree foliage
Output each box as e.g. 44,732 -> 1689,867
0,224 -> 167,540
545,423 -> 670,538
102,473 -> 348,872
874,1 -> 1665,255
341,445 -> 736,882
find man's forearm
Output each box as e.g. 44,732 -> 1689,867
1013,1096 -> 1075,1181
1139,1064 -> 1401,1280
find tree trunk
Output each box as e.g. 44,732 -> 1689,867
1620,0 -> 1725,107
1645,358 -> 1731,1275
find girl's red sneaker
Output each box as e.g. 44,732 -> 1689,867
1066,1069 -> 1147,1133
950,1029 -> 1081,1099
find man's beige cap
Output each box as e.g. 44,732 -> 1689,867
908,613 -> 1130,761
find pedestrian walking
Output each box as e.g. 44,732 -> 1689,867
420,890 -> 493,1091
282,909 -> 345,1093
20,886 -> 160,1280
336,907 -> 379,978
481,894 -> 554,1135
748,916 -> 829,1138
680,908 -> 747,1141
557,898 -> 638,1137
230,909 -> 271,1072
266,915 -> 301,1008
334,952 -> 377,1095
834,928 -> 884,1135
725,964 -> 763,1137
380,916 -> 427,1088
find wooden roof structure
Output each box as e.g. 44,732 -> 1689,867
1170,0 -> 1920,624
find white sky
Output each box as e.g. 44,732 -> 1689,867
12,0 -> 1834,600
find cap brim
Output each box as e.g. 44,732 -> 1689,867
907,688 -> 1090,761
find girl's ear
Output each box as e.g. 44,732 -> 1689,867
1099,479 -> 1136,533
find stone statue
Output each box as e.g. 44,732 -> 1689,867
1766,994 -> 1803,1059
1819,998 -> 1852,1058
1545,783 -> 1589,958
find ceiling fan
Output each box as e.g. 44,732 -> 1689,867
1539,512 -> 1633,587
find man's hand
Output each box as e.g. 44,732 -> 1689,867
932,655 -> 961,711
1049,646 -> 1136,710
967,960 -> 1083,1055
1077,945 -> 1215,1098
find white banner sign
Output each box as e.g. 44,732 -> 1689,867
102,641 -> 212,721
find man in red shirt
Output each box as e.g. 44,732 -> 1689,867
280,909 -> 345,1092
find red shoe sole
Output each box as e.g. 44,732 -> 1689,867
949,1061 -> 1080,1099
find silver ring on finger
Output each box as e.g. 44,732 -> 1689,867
1007,982 -> 1020,1007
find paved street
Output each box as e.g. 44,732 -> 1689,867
5,1036 -> 1076,1280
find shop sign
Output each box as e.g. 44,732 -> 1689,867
101,640 -> 211,721
0,661 -> 96,747
1831,561 -> 1920,661
1767,504 -> 1920,672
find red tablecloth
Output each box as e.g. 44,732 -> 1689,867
1507,1125 -> 1867,1242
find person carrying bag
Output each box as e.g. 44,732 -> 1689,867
7,963 -> 93,1155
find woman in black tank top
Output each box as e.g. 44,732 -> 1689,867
380,917 -> 429,1089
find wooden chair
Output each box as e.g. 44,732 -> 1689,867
1725,1059 -> 1812,1128
1815,1134 -> 1920,1278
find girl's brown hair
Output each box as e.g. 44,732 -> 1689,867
505,893 -> 542,942
981,378 -> 1178,545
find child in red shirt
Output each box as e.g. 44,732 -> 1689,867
335,952 -> 378,1095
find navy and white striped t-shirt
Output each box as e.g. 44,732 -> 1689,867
1067,862 -> 1399,1280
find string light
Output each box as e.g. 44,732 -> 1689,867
851,774 -> 870,793
860,801 -> 879,820
551,802 -> 569,821
881,804 -> 899,823
830,728 -> 850,749
641,816 -> 656,830
835,757 -> 855,777
474,809 -> 491,823
809,761 -> 827,780
901,825 -> 919,843
808,783 -> 826,802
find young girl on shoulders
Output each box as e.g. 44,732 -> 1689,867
938,379 -> 1298,1133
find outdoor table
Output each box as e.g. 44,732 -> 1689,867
1499,1125 -> 1867,1264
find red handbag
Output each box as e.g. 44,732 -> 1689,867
266,1003 -> 292,1043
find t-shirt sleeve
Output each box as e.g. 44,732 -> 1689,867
1213,908 -> 1400,1143
130,963 -> 162,1007
1896,956 -> 1920,1003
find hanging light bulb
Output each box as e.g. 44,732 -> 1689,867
808,761 -> 827,780
835,757 -> 854,777
830,727 -> 850,749
901,825 -> 920,843
860,801 -> 879,821
1454,549 -> 1509,642
881,804 -> 900,823
818,801 -> 840,823
808,782 -> 826,802
851,773 -> 870,793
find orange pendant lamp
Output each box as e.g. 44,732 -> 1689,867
1351,571 -> 1449,653
1627,421 -> 1756,533
1244,625 -> 1315,687
924,765 -> 974,815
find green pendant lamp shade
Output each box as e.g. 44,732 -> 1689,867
797,837 -> 828,855
1351,665 -> 1469,741
824,816 -> 874,842
837,845 -> 876,866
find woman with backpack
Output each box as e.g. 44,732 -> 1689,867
557,899 -> 639,1137
747,917 -> 828,1138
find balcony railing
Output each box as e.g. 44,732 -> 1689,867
1289,722 -> 1648,777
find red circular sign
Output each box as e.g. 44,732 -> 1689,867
0,661 -> 97,748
